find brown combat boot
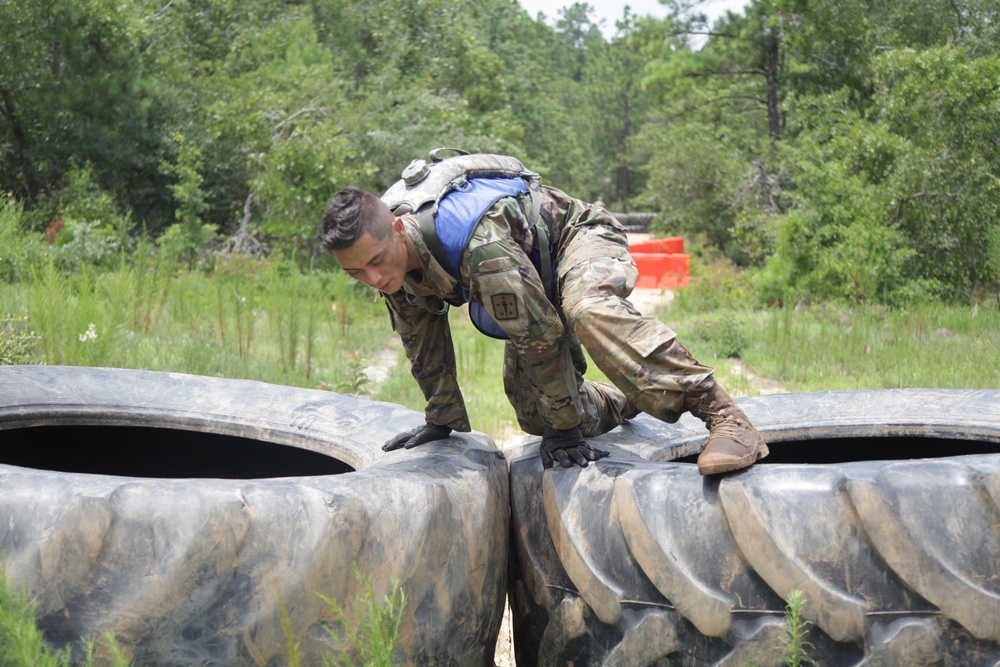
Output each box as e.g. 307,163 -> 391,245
685,381 -> 768,475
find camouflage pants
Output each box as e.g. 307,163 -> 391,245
503,336 -> 636,437
551,217 -> 714,428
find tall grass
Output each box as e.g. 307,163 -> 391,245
316,570 -> 405,667
779,589 -> 816,667
1,249 -> 390,393
370,307 -> 520,440
3,237 -> 999,437
665,251 -> 1000,392
669,301 -> 1000,393
0,558 -> 131,667
276,570 -> 405,667
756,302 -> 1000,390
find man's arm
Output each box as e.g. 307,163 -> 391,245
384,292 -> 472,432
463,200 -> 583,431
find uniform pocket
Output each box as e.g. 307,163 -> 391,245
626,317 -> 677,358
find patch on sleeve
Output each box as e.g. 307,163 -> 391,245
491,293 -> 519,320
473,264 -> 530,336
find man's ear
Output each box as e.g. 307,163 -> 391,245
392,217 -> 405,234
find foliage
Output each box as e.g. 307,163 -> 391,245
672,253 -> 759,311
779,589 -> 815,666
0,315 -> 37,366
0,557 -> 131,667
335,351 -> 371,396
0,196 -> 29,282
870,47 -> 1000,301
987,223 -> 1000,305
0,0 -> 998,303
0,0 -> 163,222
158,133 -> 218,266
640,0 -> 1000,305
316,569 -> 405,667
670,295 -> 1000,394
0,251 -> 390,391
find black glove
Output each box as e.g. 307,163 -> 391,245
540,426 -> 611,469
382,422 -> 453,451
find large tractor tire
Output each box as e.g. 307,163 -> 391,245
507,389 -> 1000,666
0,365 -> 508,667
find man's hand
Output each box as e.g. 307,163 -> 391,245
382,422 -> 453,451
540,426 -> 611,469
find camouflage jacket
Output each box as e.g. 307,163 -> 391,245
382,185 -> 621,432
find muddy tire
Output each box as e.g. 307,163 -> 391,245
507,389 -> 1000,666
0,365 -> 508,667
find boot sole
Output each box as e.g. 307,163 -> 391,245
698,443 -> 770,476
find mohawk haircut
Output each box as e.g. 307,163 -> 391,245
320,187 -> 392,252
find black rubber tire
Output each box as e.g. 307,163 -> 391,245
507,389 -> 1000,666
0,365 -> 508,667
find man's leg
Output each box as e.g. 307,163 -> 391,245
503,339 -> 637,438
557,224 -> 767,474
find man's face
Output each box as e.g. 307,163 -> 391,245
332,220 -> 411,294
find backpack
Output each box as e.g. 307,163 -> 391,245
381,148 -> 557,339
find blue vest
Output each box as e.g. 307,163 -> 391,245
432,177 -> 552,339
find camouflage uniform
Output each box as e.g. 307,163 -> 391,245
383,184 -> 714,436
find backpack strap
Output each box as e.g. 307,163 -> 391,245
520,177 -> 557,301
534,209 -> 554,300
414,207 -> 452,274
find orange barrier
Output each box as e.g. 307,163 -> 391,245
629,238 -> 685,255
629,237 -> 690,289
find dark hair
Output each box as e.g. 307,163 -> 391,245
320,187 -> 390,252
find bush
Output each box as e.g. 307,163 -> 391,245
0,195 -> 28,282
712,313 -> 749,358
671,254 -> 759,313
0,557 -> 131,667
0,315 -> 38,365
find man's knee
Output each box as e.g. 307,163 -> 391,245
559,257 -> 638,324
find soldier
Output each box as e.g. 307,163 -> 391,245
320,150 -> 767,474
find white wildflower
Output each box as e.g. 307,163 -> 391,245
78,323 -> 98,342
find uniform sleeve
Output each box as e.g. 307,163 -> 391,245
384,292 -> 472,432
463,199 -> 583,431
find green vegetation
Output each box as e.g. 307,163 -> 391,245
666,256 -> 1000,394
3,556 -> 402,667
0,223 -> 389,393
743,589 -> 814,667
277,570 -> 405,667
316,570 -> 406,667
0,559 -> 131,667
779,589 -> 816,667
0,0 -> 997,305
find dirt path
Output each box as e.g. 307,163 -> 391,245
362,338 -> 401,386
730,357 -> 789,395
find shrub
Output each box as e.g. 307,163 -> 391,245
0,314 -> 38,365
0,195 -> 28,282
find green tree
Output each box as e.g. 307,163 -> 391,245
639,2 -> 788,259
872,47 -> 1000,300
158,133 -> 217,264
579,11 -> 658,209
0,0 -> 155,216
